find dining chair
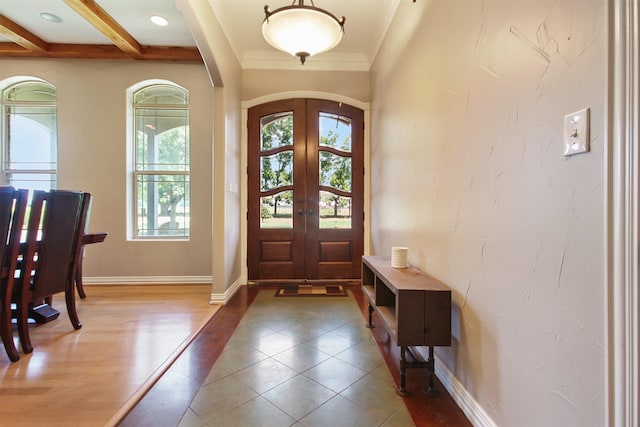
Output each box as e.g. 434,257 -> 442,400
0,186 -> 28,362
13,190 -> 90,355
76,231 -> 107,299
74,194 -> 108,299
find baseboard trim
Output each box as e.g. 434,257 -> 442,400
82,275 -> 247,306
413,347 -> 497,427
209,277 -> 245,305
82,276 -> 213,285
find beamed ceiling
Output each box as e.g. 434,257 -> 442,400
0,1 -> 408,71
0,0 -> 201,62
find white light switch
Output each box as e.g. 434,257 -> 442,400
563,108 -> 590,156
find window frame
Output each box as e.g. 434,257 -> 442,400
129,81 -> 191,240
0,78 -> 58,190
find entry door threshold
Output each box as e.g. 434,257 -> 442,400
249,279 -> 361,286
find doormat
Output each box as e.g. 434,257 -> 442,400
274,284 -> 348,297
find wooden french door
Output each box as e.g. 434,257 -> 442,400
247,98 -> 364,281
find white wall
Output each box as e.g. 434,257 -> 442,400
0,59 -> 214,281
241,69 -> 370,102
370,0 -> 606,425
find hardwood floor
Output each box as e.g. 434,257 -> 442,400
0,285 -> 219,427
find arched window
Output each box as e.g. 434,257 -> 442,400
130,82 -> 190,239
1,79 -> 57,190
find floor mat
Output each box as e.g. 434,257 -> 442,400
274,284 -> 348,297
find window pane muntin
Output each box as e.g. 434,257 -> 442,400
135,108 -> 188,172
2,80 -> 57,191
319,191 -> 352,229
260,112 -> 293,151
5,172 -> 56,191
135,107 -> 189,119
319,112 -> 352,153
260,151 -> 293,192
135,129 -> 189,171
4,81 -> 56,103
135,173 -> 190,237
6,105 -> 57,170
319,151 -> 352,192
134,85 -> 188,105
132,83 -> 190,239
260,191 -> 293,229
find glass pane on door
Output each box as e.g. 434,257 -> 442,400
260,111 -> 294,228
260,191 -> 293,229
261,112 -> 293,150
319,152 -> 351,190
319,191 -> 352,229
319,112 -> 352,152
260,152 -> 293,190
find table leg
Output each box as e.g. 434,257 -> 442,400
397,346 -> 410,396
425,345 -> 439,396
365,303 -> 375,328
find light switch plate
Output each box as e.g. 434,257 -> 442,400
563,108 -> 590,156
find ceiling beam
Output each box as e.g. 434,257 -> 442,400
0,42 -> 201,62
0,13 -> 49,54
0,3 -> 201,62
63,0 -> 142,57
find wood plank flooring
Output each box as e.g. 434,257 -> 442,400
0,285 -> 219,427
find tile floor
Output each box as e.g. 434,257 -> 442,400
177,290 -> 415,427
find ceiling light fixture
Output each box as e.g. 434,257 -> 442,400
150,15 -> 169,26
262,0 -> 345,65
39,12 -> 63,23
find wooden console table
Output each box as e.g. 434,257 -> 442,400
362,255 -> 451,396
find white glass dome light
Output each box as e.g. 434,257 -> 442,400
262,1 -> 345,65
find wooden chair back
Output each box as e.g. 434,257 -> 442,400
0,186 -> 28,361
23,190 -> 84,300
15,190 -> 89,354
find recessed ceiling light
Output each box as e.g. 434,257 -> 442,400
40,12 -> 63,23
150,15 -> 169,26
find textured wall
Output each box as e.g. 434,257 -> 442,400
370,0 -> 606,425
241,69 -> 370,102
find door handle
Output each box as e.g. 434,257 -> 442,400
298,209 -> 305,216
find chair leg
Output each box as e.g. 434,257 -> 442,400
65,289 -> 82,330
76,247 -> 86,299
16,297 -> 33,354
0,299 -> 19,361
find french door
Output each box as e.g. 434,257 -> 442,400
247,98 -> 364,281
